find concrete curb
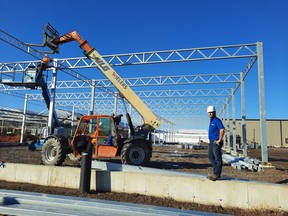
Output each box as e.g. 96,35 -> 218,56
0,163 -> 287,211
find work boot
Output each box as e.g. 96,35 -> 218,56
207,174 -> 220,181
207,172 -> 213,177
207,168 -> 213,177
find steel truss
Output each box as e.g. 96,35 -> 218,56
0,73 -> 240,90
25,88 -> 232,99
0,27 -> 268,162
0,43 -> 257,70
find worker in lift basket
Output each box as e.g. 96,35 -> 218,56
206,105 -> 225,181
35,56 -> 52,82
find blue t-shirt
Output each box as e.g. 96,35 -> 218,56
208,116 -> 224,141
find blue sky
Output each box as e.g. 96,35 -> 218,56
1,0 -> 288,127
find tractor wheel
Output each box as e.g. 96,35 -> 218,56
120,142 -> 150,166
41,137 -> 66,166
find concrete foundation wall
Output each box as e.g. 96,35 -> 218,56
1,163 -> 287,211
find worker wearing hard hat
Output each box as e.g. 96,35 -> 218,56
40,56 -> 52,70
35,56 -> 52,82
206,105 -> 225,181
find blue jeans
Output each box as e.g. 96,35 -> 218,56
208,140 -> 223,177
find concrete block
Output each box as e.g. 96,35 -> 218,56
1,163 -> 288,212
278,185 -> 288,210
47,166 -> 69,187
62,167 -> 80,189
167,175 -> 195,202
25,165 -> 50,186
219,180 -> 248,209
110,172 -> 125,193
122,172 -> 149,195
0,163 -> 17,182
247,182 -> 280,210
10,164 -> 49,185
193,178 -> 221,206
144,174 -> 170,197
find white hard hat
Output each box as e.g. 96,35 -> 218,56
207,106 -> 216,113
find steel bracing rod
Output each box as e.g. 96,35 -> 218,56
47,43 -> 258,68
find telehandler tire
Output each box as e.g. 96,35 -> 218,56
120,142 -> 150,166
41,136 -> 66,166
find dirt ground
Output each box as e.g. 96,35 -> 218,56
0,142 -> 287,216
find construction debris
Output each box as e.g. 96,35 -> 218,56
222,153 -> 262,172
176,143 -> 208,150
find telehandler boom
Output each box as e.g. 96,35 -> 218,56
41,30 -> 161,166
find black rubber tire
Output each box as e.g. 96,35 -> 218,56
120,142 -> 150,166
41,137 -> 66,166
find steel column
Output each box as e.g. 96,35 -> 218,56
71,106 -> 75,137
88,80 -> 96,115
113,92 -> 118,115
240,73 -> 247,157
129,104 -> 132,137
232,93 -> 237,152
48,60 -> 58,134
257,42 -> 268,163
226,101 -> 230,150
20,94 -> 28,144
223,108 -> 227,147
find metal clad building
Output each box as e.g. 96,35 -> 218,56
227,119 -> 288,147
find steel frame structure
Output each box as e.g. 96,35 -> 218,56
0,27 -> 267,162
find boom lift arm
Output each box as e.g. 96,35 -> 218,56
33,57 -> 60,129
51,31 -> 161,131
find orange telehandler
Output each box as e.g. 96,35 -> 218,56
41,30 -> 161,166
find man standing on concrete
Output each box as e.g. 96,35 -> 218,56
207,106 -> 225,181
